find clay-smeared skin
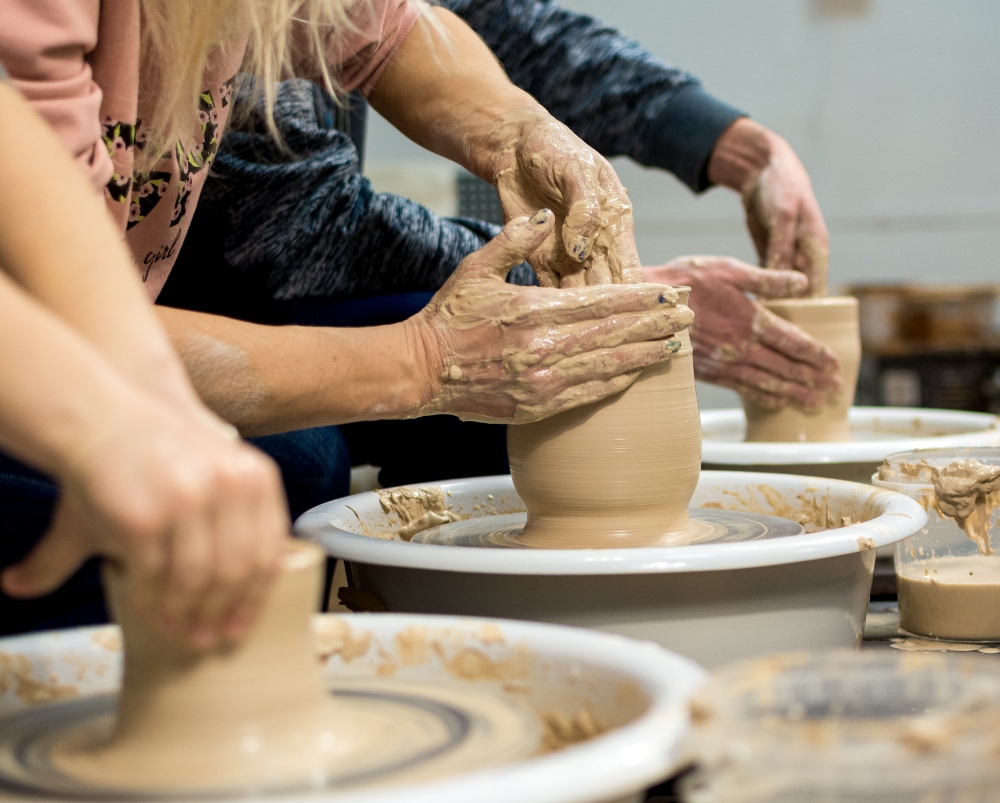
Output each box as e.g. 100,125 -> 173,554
490,110 -> 642,288
742,297 -> 860,443
412,213 -> 692,425
707,118 -> 830,296
898,557 -> 1000,641
643,257 -> 840,409
508,325 -> 705,549
930,459 -> 1000,557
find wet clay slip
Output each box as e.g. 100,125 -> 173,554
898,557 -> 1000,641
743,296 -> 860,443
931,458 -> 1000,556
47,543 -> 535,795
508,290 -> 706,548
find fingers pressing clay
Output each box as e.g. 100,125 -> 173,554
513,371 -> 641,424
726,261 -> 810,300
406,217 -> 692,424
753,307 -> 840,377
642,255 -> 841,410
740,149 -> 830,296
467,209 -> 556,280
490,108 -> 642,288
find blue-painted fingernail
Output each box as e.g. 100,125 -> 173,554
531,209 -> 552,225
665,337 -> 682,354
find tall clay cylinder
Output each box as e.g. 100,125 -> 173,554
742,296 -> 861,443
508,290 -> 702,549
51,543 -> 335,793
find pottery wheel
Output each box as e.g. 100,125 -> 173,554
0,679 -> 541,799
411,508 -> 804,548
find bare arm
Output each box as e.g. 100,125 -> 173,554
0,82 -> 200,413
155,307 -> 426,437
369,8 -> 641,286
0,82 -> 289,650
157,213 -> 690,435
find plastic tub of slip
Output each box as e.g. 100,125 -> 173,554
875,446 -> 1000,641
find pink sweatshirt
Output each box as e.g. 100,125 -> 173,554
0,0 -> 420,298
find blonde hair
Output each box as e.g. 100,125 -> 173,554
137,0 -> 365,172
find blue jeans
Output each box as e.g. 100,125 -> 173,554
0,427 -> 350,636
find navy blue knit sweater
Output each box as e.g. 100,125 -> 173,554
168,0 -> 744,304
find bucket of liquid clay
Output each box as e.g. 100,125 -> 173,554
679,650 -> 1000,803
875,447 -> 1000,641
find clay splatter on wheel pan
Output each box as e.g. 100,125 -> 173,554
0,679 -> 542,799
411,509 -> 804,548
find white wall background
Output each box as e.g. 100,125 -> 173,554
364,0 -> 1000,407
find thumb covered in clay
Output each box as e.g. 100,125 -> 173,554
464,209 -> 558,280
404,214 -> 692,425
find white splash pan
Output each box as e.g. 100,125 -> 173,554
296,471 -> 927,668
0,614 -> 703,803
702,406 -> 1000,483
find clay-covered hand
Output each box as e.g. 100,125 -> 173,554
1,401 -> 290,650
407,210 -> 692,424
643,256 -> 840,409
486,108 -> 642,288
708,118 -> 829,295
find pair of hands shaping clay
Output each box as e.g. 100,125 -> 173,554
409,211 -> 691,425
407,107 -> 841,425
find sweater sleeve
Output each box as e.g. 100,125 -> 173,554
443,0 -> 745,193
197,81 -> 510,302
292,0 -> 421,97
0,0 -> 111,191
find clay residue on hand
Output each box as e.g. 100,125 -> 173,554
377,487 -> 462,541
0,652 -> 78,706
929,459 -> 1000,556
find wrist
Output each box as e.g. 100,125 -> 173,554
392,317 -> 446,418
50,375 -> 149,485
308,321 -> 439,424
706,118 -> 776,193
465,97 -> 549,185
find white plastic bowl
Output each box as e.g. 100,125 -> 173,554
0,615 -> 704,803
701,406 -> 1000,483
296,471 -> 927,668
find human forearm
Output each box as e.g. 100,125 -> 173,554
156,307 -> 427,436
0,271 -> 144,479
368,7 -> 541,183
707,118 -> 829,295
444,0 -> 744,193
371,7 -> 643,286
0,82 -> 198,409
